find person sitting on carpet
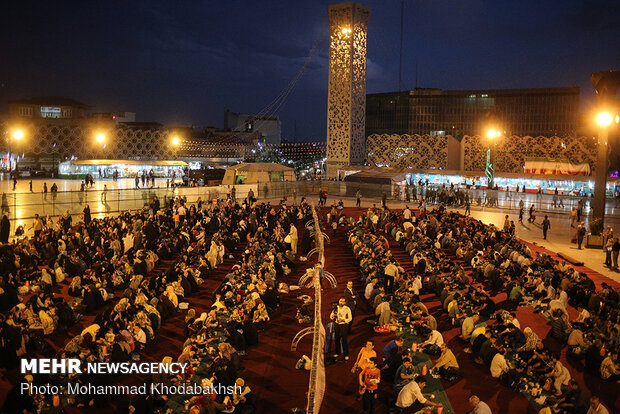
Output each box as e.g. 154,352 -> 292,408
431,344 -> 460,381
421,329 -> 444,356
395,376 -> 443,413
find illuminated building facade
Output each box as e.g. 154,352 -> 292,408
366,87 -> 580,138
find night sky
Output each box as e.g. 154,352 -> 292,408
2,0 -> 619,140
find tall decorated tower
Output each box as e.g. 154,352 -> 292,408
326,2 -> 369,179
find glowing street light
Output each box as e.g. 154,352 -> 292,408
96,133 -> 105,143
13,129 -> 24,140
171,137 -> 180,146
341,27 -> 352,35
596,112 -> 612,127
487,129 -> 502,139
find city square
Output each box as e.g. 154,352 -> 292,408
1,2 -> 619,414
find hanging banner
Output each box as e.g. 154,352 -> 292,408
524,157 -> 590,176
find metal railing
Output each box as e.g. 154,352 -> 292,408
255,180 -> 620,217
290,205 -> 330,414
3,179 -> 618,226
0,184 -> 259,224
305,205 -> 327,414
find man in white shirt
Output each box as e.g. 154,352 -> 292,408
330,298 -> 352,360
411,275 -> 422,297
371,213 -> 379,231
403,206 -> 412,221
490,349 -> 509,378
558,287 -> 568,309
288,224 -> 298,255
468,395 -> 492,414
403,220 -> 414,233
365,278 -> 378,301
507,313 -> 520,329
587,396 -> 609,414
384,260 -> 399,294
395,377 -> 442,411
422,329 -> 444,355
547,357 -> 570,395
375,298 -> 391,326
549,293 -> 567,316
461,314 -> 480,340
575,306 -> 590,323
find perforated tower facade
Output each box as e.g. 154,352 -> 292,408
326,2 -> 369,179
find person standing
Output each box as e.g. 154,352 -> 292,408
43,182 -> 48,199
465,198 -> 471,216
352,340 -> 377,376
356,189 -> 362,207
101,184 -> 108,202
611,237 -> 620,270
13,176 -> 17,190
577,222 -> 586,250
384,259 -> 399,294
602,225 -> 613,252
503,215 -> 510,232
570,207 -> 577,227
330,297 -> 352,360
577,199 -> 583,222
1,193 -> 8,216
29,214 -> 44,238
359,357 -> 380,414
604,237 -> 613,267
0,214 -> 10,243
403,206 -> 412,222
29,180 -> 33,192
542,215 -> 551,240
288,223 -> 298,255
344,280 -> 357,321
152,195 -> 160,215
382,192 -> 387,208
83,204 -> 91,224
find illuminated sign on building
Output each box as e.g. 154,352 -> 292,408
41,107 -> 61,118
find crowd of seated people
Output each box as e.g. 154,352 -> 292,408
0,192 -> 314,413
380,205 -> 618,413
0,206 -> 188,367
314,201 -> 616,414
166,203 -> 313,413
343,210 -> 454,412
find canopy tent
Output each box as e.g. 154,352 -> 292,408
222,162 -> 296,185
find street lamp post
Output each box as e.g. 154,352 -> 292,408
592,112 -> 612,224
10,129 -> 24,174
170,136 -> 180,182
485,129 -> 501,189
591,70 -> 620,228
94,133 -> 106,180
